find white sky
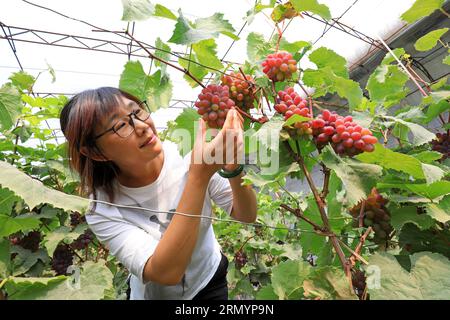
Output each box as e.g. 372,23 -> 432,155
0,0 -> 416,136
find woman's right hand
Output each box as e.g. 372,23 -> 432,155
189,107 -> 244,181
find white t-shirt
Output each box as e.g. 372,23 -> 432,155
86,140 -> 234,300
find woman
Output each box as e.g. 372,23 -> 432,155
60,87 -> 257,300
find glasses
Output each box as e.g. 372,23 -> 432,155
94,101 -> 151,140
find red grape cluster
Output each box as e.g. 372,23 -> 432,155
221,72 -> 256,111
71,229 -> 94,250
194,84 -> 235,128
430,132 -> 449,161
312,110 -> 378,157
275,87 -> 312,136
13,231 -> 41,252
350,188 -> 393,243
234,250 -> 248,269
51,244 -> 74,275
70,212 -> 86,228
262,51 -> 297,82
351,269 -> 366,298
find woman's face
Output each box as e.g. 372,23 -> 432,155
93,96 -> 163,171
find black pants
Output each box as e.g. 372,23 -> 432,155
126,252 -> 229,300
192,252 -> 229,300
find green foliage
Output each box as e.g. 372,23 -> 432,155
400,0 -> 445,24
290,0 -> 332,20
414,28 -> 449,51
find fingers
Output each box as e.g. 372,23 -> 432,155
195,118 -> 206,145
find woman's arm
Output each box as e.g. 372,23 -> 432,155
228,171 -> 257,223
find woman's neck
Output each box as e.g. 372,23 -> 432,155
117,149 -> 165,188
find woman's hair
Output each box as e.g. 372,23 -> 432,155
60,87 -> 144,204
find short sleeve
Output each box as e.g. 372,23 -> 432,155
86,208 -> 158,284
208,172 -> 233,215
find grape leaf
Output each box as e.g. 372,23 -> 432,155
247,32 -> 273,63
425,195 -> 450,223
270,260 -> 310,299
388,205 -> 435,231
121,0 -> 155,21
415,28 -> 449,52
11,247 -> 49,277
43,225 -> 88,257
303,266 -> 358,300
169,10 -> 237,45
0,188 -> 19,215
0,161 -> 90,213
356,143 -> 444,184
401,0 -> 445,24
0,238 -> 11,279
154,37 -> 171,74
399,223 -> 450,259
154,4 -> 177,20
367,251 -> 450,299
320,146 -> 383,206
308,47 -> 348,78
191,39 -> 223,71
255,284 -> 278,299
444,54 -> 450,66
0,84 -> 22,131
4,260 -> 114,300
425,99 -> 450,123
382,116 -> 435,146
377,180 -> 450,200
0,214 -> 41,238
119,61 -> 172,111
291,0 -> 332,20
165,108 -> 200,157
9,71 -> 35,92
366,65 -> 409,107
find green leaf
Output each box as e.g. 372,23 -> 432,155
154,4 -> 177,20
270,260 -> 310,299
246,32 -> 272,62
377,180 -> 450,200
43,225 -> 88,257
366,65 -> 409,107
154,38 -> 171,74
119,61 -> 173,111
4,260 -> 114,300
0,84 -> 22,131
169,10 -> 236,45
356,143 -> 444,184
309,47 -> 348,78
399,223 -> 450,259
425,195 -> 450,223
389,205 -> 435,231
9,71 -> 35,91
0,161 -> 90,213
303,67 -> 362,109
291,0 -> 332,20
0,238 -> 11,278
411,151 -> 443,163
401,0 -> 445,24
368,251 -> 450,299
415,28 -> 449,51
242,162 -> 299,189
255,284 -> 278,300
303,267 -> 358,300
121,0 -> 155,21
425,99 -> 450,123
192,39 -> 223,70
165,108 -> 200,157
320,146 -> 383,206
0,214 -> 41,238
443,54 -> 450,65
0,188 -> 19,215
11,247 -> 49,276
250,118 -> 284,153
382,115 -> 435,146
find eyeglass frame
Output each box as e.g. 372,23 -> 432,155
93,100 -> 150,140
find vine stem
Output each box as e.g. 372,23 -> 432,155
349,227 -> 372,267
320,164 -> 331,200
283,140 -> 351,276
124,31 -> 206,88
280,204 -> 326,233
358,200 -> 366,228
238,235 -> 255,252
234,107 -> 268,124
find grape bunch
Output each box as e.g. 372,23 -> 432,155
51,244 -> 74,275
430,132 -> 449,161
71,229 -> 94,250
274,87 -> 312,137
234,250 -> 248,269
70,211 -> 86,228
16,231 -> 41,252
194,84 -> 235,128
221,72 -> 256,111
262,51 -> 298,82
312,110 -> 378,157
350,188 -> 393,243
